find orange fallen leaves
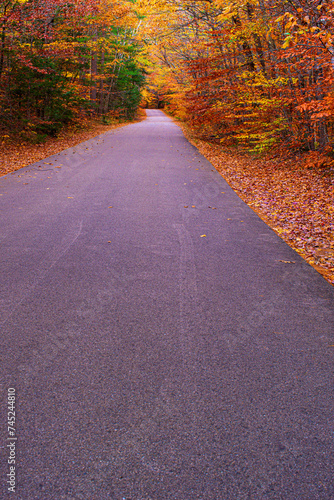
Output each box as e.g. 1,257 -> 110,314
179,121 -> 333,286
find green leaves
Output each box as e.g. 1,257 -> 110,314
0,0 -> 145,134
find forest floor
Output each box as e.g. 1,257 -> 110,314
1,110 -> 333,286
177,120 -> 334,286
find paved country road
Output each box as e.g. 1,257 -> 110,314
0,110 -> 333,499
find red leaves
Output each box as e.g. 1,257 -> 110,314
141,0 -> 334,156
16,55 -> 49,74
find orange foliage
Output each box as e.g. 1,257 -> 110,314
138,0 -> 334,155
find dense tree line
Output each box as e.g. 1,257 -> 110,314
138,0 -> 334,156
0,0 -> 145,140
3,0 -> 333,155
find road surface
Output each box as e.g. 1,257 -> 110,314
1,110 -> 333,499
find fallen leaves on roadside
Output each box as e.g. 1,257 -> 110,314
0,115 -> 144,177
178,121 -> 334,286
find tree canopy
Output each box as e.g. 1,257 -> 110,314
137,0 -> 334,156
0,0 -> 145,139
1,0 -> 334,156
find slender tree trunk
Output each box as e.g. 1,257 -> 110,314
98,51 -> 105,115
232,14 -> 255,72
90,50 -> 97,107
0,27 -> 6,79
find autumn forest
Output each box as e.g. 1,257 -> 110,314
1,0 -> 333,282
1,0 -> 333,153
0,0 -> 334,152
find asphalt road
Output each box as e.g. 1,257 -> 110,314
1,110 -> 333,500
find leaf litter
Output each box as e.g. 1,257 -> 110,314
0,113 -> 145,177
178,122 -> 333,286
